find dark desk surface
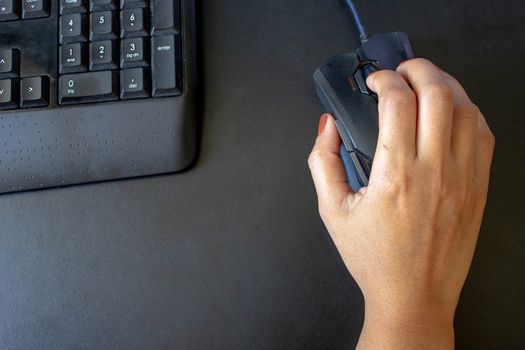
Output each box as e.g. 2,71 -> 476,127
1,1 -> 524,349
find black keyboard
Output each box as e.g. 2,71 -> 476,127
0,0 -> 197,194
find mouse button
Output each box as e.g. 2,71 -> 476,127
353,68 -> 369,94
337,92 -> 379,158
361,62 -> 380,80
355,151 -> 372,179
340,145 -> 363,192
317,54 -> 362,98
335,119 -> 355,152
322,53 -> 361,79
357,32 -> 414,70
349,151 -> 369,187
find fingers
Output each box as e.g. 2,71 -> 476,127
308,114 -> 353,212
366,70 -> 418,165
397,59 -> 495,200
440,71 -> 479,170
474,114 -> 496,194
437,69 -> 494,196
397,59 -> 455,161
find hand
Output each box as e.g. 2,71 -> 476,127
308,58 -> 495,349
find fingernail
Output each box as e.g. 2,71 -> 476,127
318,114 -> 329,136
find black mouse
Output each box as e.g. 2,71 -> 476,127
313,1 -> 414,192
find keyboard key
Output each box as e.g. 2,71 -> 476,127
90,11 -> 118,41
59,43 -> 87,73
121,37 -> 148,68
120,68 -> 149,99
60,13 -> 87,44
0,48 -> 20,78
90,0 -> 116,11
58,71 -> 118,104
22,0 -> 50,19
120,7 -> 148,38
0,79 -> 18,110
151,0 -> 180,35
151,35 -> 181,97
60,0 -> 87,14
120,0 -> 147,9
0,0 -> 20,21
89,40 -> 118,71
20,76 -> 49,108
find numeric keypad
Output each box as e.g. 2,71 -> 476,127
58,0 -> 183,104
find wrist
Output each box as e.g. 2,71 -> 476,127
357,299 -> 455,349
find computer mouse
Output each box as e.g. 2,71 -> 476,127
313,32 -> 414,192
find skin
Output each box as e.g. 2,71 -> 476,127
308,58 -> 495,349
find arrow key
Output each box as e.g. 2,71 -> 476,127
22,0 -> 50,19
20,76 -> 49,108
0,48 -> 20,78
0,79 -> 18,110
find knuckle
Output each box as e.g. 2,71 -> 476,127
424,82 -> 454,102
307,150 -> 323,169
381,87 -> 414,107
400,57 -> 433,71
439,69 -> 458,82
481,129 -> 496,148
456,103 -> 480,121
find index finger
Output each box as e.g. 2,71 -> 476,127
366,70 -> 418,167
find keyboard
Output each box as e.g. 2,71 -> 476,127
0,0 -> 197,194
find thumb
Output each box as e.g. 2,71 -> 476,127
308,114 -> 354,214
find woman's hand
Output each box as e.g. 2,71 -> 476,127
308,58 -> 495,349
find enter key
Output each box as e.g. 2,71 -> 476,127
151,35 -> 182,97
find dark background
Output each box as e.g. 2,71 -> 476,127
1,0 -> 524,349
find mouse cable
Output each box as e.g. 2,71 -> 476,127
343,0 -> 370,43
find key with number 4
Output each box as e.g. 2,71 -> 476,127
60,13 -> 87,43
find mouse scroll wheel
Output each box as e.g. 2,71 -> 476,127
361,63 -> 378,79
353,64 -> 377,95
